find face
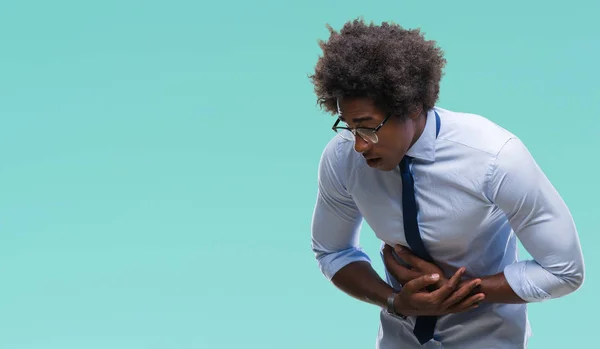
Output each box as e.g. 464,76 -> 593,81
336,97 -> 425,171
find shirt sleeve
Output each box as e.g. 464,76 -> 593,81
487,137 -> 585,302
310,139 -> 370,280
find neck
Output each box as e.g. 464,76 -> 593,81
409,111 -> 428,148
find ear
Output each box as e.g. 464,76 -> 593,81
407,104 -> 423,120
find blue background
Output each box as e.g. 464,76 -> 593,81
1,1 -> 598,348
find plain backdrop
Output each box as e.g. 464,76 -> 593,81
1,1 -> 598,348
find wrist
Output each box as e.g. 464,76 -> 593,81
331,261 -> 402,309
387,291 -> 407,318
372,285 -> 401,310
476,273 -> 526,304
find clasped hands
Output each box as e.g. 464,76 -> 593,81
383,244 -> 485,317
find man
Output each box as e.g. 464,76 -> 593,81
309,18 -> 585,349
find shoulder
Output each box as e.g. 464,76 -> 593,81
435,106 -> 517,157
493,136 -> 538,176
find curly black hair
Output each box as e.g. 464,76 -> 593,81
309,18 -> 447,118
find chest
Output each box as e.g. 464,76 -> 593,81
347,160 -> 504,259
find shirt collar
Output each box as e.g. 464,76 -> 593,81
405,108 -> 437,162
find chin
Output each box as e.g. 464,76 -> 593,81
378,162 -> 396,171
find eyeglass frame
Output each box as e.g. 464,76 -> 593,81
331,113 -> 393,144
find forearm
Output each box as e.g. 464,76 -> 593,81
406,271 -> 524,303
331,261 -> 395,309
475,272 -> 526,304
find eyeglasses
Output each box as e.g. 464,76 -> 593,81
331,114 -> 392,144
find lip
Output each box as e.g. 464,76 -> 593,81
366,158 -> 381,168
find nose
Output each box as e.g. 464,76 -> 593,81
354,135 -> 372,153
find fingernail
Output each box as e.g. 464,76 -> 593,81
430,273 -> 440,280
395,245 -> 403,251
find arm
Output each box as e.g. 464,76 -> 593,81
330,262 -> 397,308
383,137 -> 585,304
479,137 -> 585,303
311,140 -> 394,308
311,140 -> 481,313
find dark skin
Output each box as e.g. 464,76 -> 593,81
337,97 -> 424,172
330,97 -> 525,315
383,244 -> 526,304
331,261 -> 484,316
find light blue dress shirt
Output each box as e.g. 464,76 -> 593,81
310,106 -> 585,349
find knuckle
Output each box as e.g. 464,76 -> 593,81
457,290 -> 470,298
431,296 -> 443,306
442,287 -> 454,297
447,295 -> 460,304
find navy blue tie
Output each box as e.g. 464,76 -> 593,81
399,112 -> 440,345
400,156 -> 437,344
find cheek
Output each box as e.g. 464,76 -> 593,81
385,127 -> 409,150
381,125 -> 412,157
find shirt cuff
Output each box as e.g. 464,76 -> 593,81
316,247 -> 371,280
503,260 -> 552,302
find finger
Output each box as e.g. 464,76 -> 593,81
427,267 -> 465,302
387,245 -> 414,269
447,292 -> 486,313
447,267 -> 466,289
441,279 -> 481,309
394,245 -> 430,271
403,273 -> 441,294
383,245 -> 420,282
440,278 -> 481,309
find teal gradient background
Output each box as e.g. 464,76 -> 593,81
1,1 -> 598,348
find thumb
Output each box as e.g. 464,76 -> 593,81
383,245 -> 420,282
394,244 -> 417,260
403,273 -> 440,293
394,245 -> 427,270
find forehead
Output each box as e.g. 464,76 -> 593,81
337,97 -> 385,123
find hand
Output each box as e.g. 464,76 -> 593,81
382,244 -> 445,288
387,244 -> 482,298
394,269 -> 485,316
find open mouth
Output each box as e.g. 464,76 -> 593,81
366,158 -> 381,167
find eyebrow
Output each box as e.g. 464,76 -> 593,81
340,116 -> 375,124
